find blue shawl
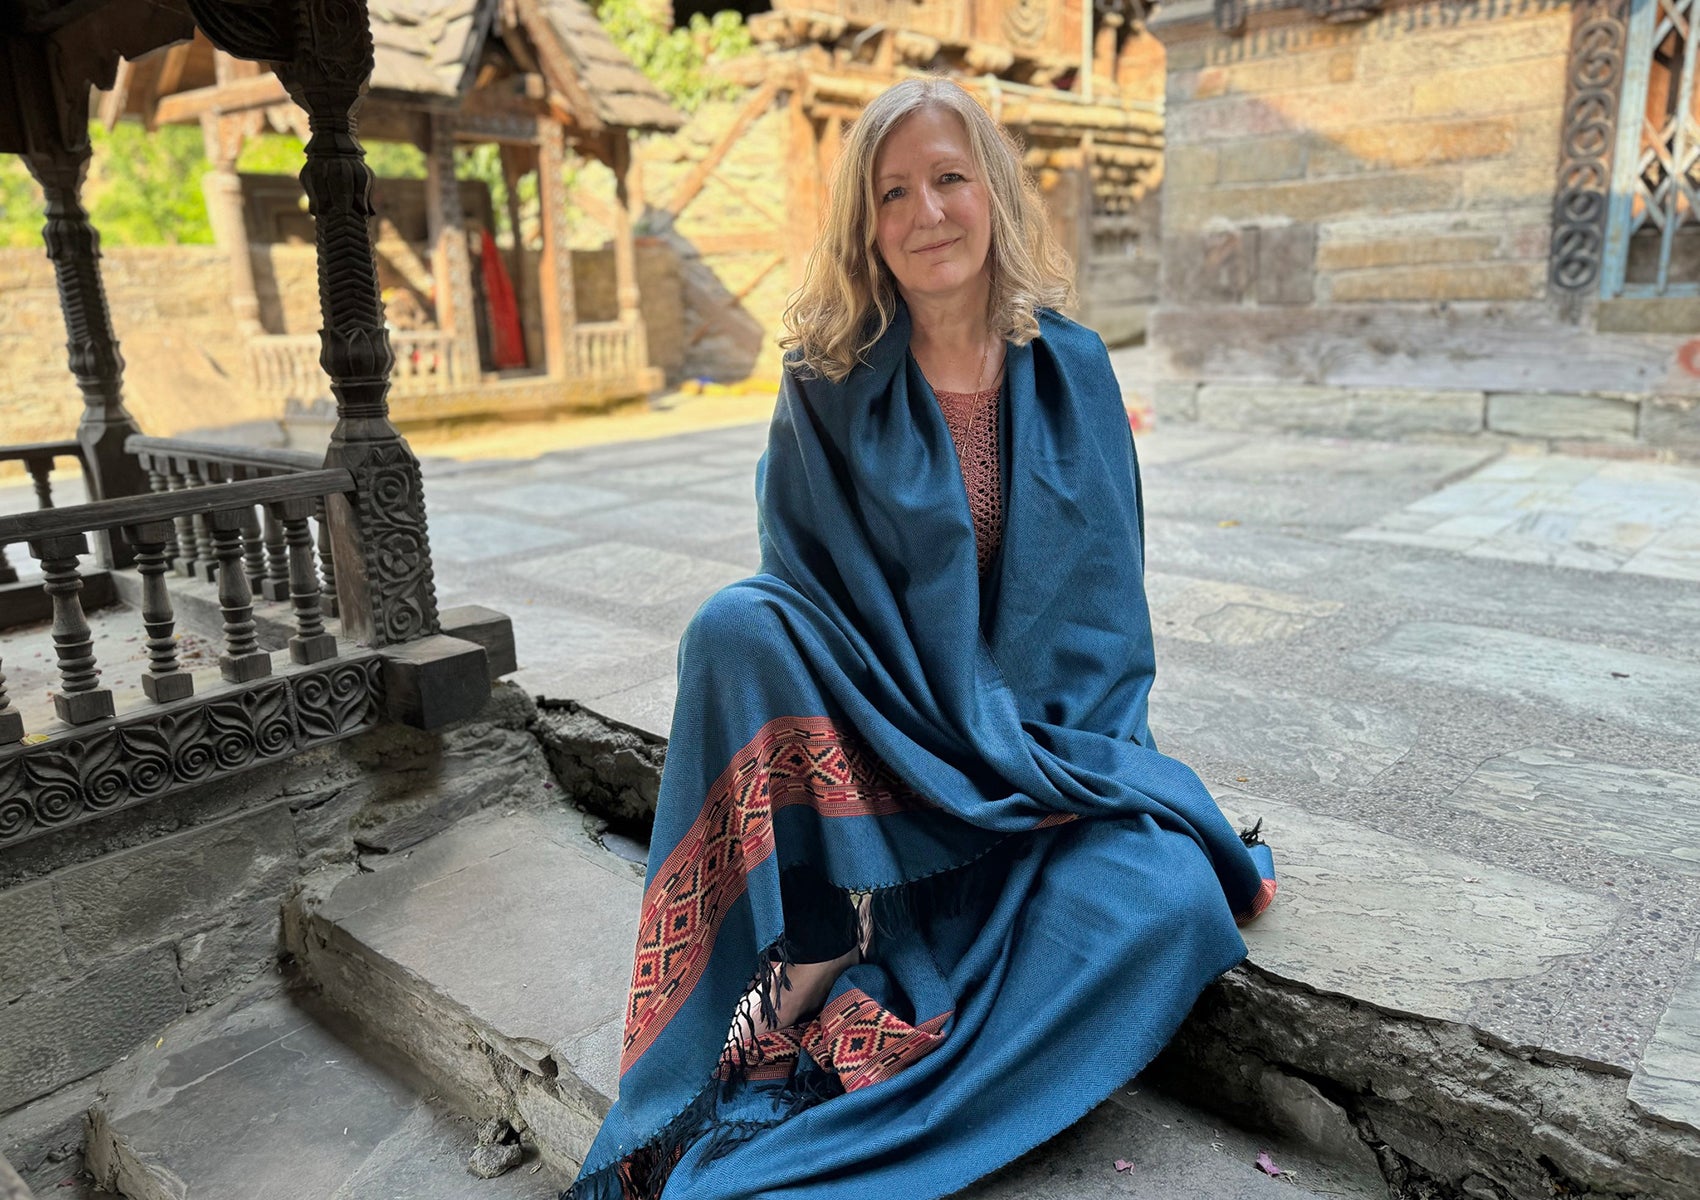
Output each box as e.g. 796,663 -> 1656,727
565,303 -> 1275,1200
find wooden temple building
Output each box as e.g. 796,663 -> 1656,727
617,0 -> 1171,383
94,0 -> 682,423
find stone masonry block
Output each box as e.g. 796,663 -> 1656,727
1316,234 -> 1503,272
1328,264 -> 1544,303
1309,119 -> 1517,176
1165,170 -> 1463,235
1216,48 -> 1357,96
0,946 -> 184,1107
1410,58 -> 1567,118
1488,393 -> 1640,441
1256,224 -> 1317,306
1162,145 -> 1219,191
1218,137 -> 1307,184
1197,384 -> 1485,437
1597,297 -> 1700,334
53,803 -> 297,965
1163,228 -> 1257,305
0,879 -> 70,1003
1641,396 -> 1700,450
1356,16 -> 1570,78
1153,381 -> 1201,423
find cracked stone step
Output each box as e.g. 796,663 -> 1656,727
282,807 -> 1385,1199
83,982 -> 566,1200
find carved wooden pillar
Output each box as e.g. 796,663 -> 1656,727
425,112 -> 479,380
201,111 -> 264,336
536,117 -> 576,381
242,0 -> 439,647
610,128 -> 648,376
21,145 -> 149,564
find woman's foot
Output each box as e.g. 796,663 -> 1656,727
727,942 -> 861,1049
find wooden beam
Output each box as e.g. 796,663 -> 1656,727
152,73 -> 289,125
682,229 -> 784,256
98,59 -> 133,130
154,41 -> 194,99
665,75 -> 784,219
568,185 -> 620,232
688,253 -> 785,345
510,0 -> 605,135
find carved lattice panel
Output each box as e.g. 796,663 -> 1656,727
1552,0 -> 1631,292
1604,0 -> 1700,296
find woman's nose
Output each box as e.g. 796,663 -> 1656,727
915,184 -> 944,224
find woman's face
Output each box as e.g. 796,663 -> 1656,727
870,106 -> 993,307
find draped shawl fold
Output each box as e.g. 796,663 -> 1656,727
565,304 -> 1276,1200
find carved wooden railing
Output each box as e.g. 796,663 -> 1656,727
248,330 -> 462,407
0,469 -> 385,849
570,320 -> 640,383
0,441 -> 87,586
127,436 -> 339,617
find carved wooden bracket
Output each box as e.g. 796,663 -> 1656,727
1550,0 -> 1629,295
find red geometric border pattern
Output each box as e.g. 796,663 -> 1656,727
621,716 -> 926,1075
1235,877 -> 1278,926
800,987 -> 950,1092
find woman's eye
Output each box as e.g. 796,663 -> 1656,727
941,172 -> 966,184
881,187 -> 904,203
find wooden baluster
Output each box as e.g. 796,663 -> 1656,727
260,505 -> 290,601
164,457 -> 196,577
313,497 -> 339,619
0,546 -> 17,586
207,508 -> 271,682
181,458 -> 218,581
27,456 -> 54,509
142,456 -> 181,566
238,483 -> 267,594
0,653 -> 22,743
121,520 -> 194,703
27,532 -> 113,724
270,498 -> 337,664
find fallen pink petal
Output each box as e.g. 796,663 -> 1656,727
1113,1158 -> 1134,1174
1255,1151 -> 1283,1177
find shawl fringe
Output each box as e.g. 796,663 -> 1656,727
561,845 -> 1011,1200
1238,819 -> 1265,848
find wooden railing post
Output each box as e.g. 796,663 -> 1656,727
269,3 -> 439,648
0,548 -> 16,587
141,456 -> 182,565
121,520 -> 194,703
27,532 -> 113,724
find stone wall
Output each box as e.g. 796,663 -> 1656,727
0,684 -> 553,1147
1148,0 -> 1700,451
0,247 -> 263,452
637,95 -> 797,386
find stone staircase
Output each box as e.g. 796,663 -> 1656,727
76,805 -> 1387,1200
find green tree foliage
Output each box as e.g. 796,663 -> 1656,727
0,123 -> 430,248
592,1 -> 753,113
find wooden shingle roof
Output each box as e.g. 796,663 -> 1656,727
530,0 -> 683,131
367,0 -> 489,98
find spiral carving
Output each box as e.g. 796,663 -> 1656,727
1550,0 -> 1628,293
0,657 -> 383,848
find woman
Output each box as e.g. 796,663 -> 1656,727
565,76 -> 1276,1200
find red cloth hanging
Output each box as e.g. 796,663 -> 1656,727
479,227 -> 527,370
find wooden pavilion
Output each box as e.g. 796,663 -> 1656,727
97,0 -> 683,423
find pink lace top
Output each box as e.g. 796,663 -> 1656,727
934,385 -> 1003,576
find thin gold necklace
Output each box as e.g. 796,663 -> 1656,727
932,335 -> 1001,442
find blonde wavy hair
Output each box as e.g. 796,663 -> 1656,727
779,76 -> 1077,384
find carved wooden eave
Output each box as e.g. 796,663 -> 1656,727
511,0 -> 683,134
1149,0 -> 1557,41
798,65 -> 1164,147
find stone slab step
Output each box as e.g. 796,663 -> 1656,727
283,807 -> 1386,1198
84,981 -> 567,1200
